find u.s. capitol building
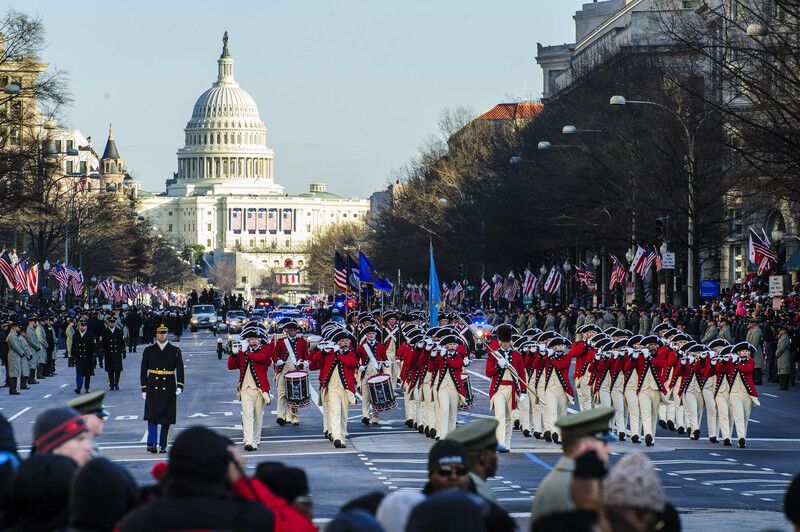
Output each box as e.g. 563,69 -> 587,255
138,34 -> 369,296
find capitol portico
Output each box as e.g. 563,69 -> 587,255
138,33 -> 369,297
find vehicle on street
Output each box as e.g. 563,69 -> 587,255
190,304 -> 217,332
225,310 -> 246,332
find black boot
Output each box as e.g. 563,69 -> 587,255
692,429 -> 700,440
28,370 -> 38,384
723,438 -> 732,446
38,363 -> 46,379
709,436 -> 718,443
619,432 -> 626,441
9,377 -> 19,395
645,434 -> 654,447
552,432 -> 560,444
738,437 -> 746,448
658,420 -> 668,430
20,376 -> 28,389
779,374 -> 789,391
523,429 -> 531,437
513,419 -> 521,430
631,434 -> 641,444
667,420 -> 675,431
543,431 -> 552,443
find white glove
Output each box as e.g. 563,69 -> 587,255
383,361 -> 391,367
358,365 -> 366,372
262,391 -> 273,405
429,349 -> 437,358
710,359 -> 717,365
142,392 -> 146,400
275,359 -> 285,366
633,352 -> 640,359
497,357 -> 508,368
424,339 -> 434,348
730,354 -> 740,363
176,388 -> 182,396
681,359 -> 687,365
332,345 -> 341,353
463,357 -> 471,367
415,341 -> 424,348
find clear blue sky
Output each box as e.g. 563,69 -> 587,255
15,1 -> 582,196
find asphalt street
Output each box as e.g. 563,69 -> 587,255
3,330 -> 799,529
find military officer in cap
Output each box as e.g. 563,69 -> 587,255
530,407 -> 615,520
140,324 -> 185,453
68,390 -> 109,456
72,318 -> 96,394
272,319 -> 310,426
100,315 -> 126,391
6,319 -> 30,394
229,324 -> 273,451
356,324 -> 390,425
25,316 -> 43,384
447,418 -> 501,504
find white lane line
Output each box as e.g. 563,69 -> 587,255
466,370 -> 490,382
371,459 -> 427,464
381,469 -> 428,474
672,469 -> 780,475
307,382 -> 325,415
474,388 -> 490,397
115,450 -> 358,462
140,430 -> 148,443
43,394 -> 52,398
763,393 -> 778,398
760,498 -> 774,501
651,460 -> 731,465
8,407 -> 31,421
387,478 -> 427,483
750,418 -> 760,423
701,479 -> 791,485
743,490 -> 789,495
498,497 -> 533,502
61,383 -> 68,388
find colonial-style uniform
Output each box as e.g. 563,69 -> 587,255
678,345 -> 706,440
635,336 -> 668,446
100,317 -> 126,390
140,325 -> 185,452
486,325 -> 526,451
382,314 -> 401,388
542,339 -> 574,444
623,349 -> 642,442
700,347 -> 721,442
728,342 -> 760,448
272,322 -> 310,426
570,325 -> 600,411
518,342 -> 540,438
713,350 -> 734,445
309,330 -> 358,448
72,324 -> 96,393
356,326 -> 391,425
420,340 -> 441,438
434,334 -> 469,439
532,348 -> 549,439
228,329 -> 273,451
398,333 -> 422,427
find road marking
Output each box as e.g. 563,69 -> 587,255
307,383 -> 325,415
466,370 -> 490,382
763,393 -> 778,398
709,452 -> 720,456
742,490 -> 789,495
498,497 -> 533,502
672,469 -> 780,475
474,388 -> 490,397
381,469 -> 427,474
387,478 -> 427,482
761,467 -> 774,471
61,383 -> 68,388
524,452 -> 554,471
684,477 -> 696,481
43,394 -> 52,398
371,459 -> 427,464
651,460 -> 731,465
701,479 -> 791,485
8,407 -> 31,421
115,449 -> 359,462
760,498 -> 774,501
140,430 -> 148,443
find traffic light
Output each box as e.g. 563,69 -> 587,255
655,218 -> 664,240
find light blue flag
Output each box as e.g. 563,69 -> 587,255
428,243 -> 440,327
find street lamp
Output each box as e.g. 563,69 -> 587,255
771,228 -> 784,244
540,265 -> 547,276
592,255 -> 601,268
563,259 -> 571,272
510,156 -> 534,164
660,241 -> 668,255
625,247 -> 635,263
611,94 -> 697,306
538,140 -> 587,151
437,198 -> 448,206
562,125 -> 604,135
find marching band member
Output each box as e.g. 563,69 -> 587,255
356,325 -> 391,425
634,335 -> 668,447
589,336 -> 614,411
309,329 -> 358,449
713,345 -> 735,446
680,343 -> 708,441
653,323 -> 673,428
228,324 -> 273,451
272,320 -> 310,426
570,324 -> 600,411
518,334 -> 539,438
400,329 -> 423,428
532,333 -> 554,440
622,336 -> 643,444
486,324 -> 526,452
541,336 -> 573,444
666,333 -> 692,433
140,324 -> 185,454
420,333 -> 441,438
434,334 -> 469,439
702,339 -> 729,443
607,339 -> 630,441
728,341 -> 760,448
382,312 -> 401,389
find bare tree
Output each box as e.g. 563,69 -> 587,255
208,261 -> 236,295
304,222 -> 367,290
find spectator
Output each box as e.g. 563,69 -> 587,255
117,426 -> 275,531
423,439 -> 471,494
326,508 -> 383,532
68,457 -> 140,531
603,452 -> 667,532
784,473 -> 800,531
406,489 -> 487,532
777,323 -> 791,390
2,454 -> 78,531
375,491 -> 425,532
255,463 -> 313,520
0,413 -> 21,523
32,407 -> 93,466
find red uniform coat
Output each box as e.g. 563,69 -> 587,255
436,350 -> 467,396
533,352 -> 549,387
228,344 -> 273,393
713,359 -> 732,395
609,355 -> 627,390
678,358 -> 706,397
590,356 -> 612,393
634,351 -> 668,394
544,352 -> 575,398
309,347 -> 359,394
486,348 -> 526,400
398,343 -> 418,384
727,358 -> 759,398
569,341 -> 593,380
356,340 -> 389,376
273,335 -> 310,368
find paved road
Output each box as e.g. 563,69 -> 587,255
4,330 -> 799,529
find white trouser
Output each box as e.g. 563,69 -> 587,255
544,383 -> 568,436
668,377 -> 685,428
325,372 -> 350,443
702,377 -> 718,438
491,384 -> 515,449
240,387 -> 265,448
715,386 -> 732,440
597,377 -> 612,426
611,377 -> 627,434
360,365 -> 382,421
624,379 -> 641,436
403,381 -> 417,422
421,373 -> 437,430
638,387 -> 662,438
729,380 -> 753,440
436,376 -> 459,439
387,345 -> 399,388
683,385 -> 704,434
275,361 -> 299,422
519,373 -> 537,433
533,376 -> 546,434
575,373 -> 593,412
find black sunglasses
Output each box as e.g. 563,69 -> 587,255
437,465 -> 468,477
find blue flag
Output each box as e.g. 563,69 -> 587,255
358,252 -> 393,293
428,243 -> 440,327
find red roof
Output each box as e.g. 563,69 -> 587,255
477,102 -> 543,121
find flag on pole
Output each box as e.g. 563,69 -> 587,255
480,277 -> 490,302
544,266 -> 562,294
609,254 -> 626,290
641,247 -> 657,277
748,227 -> 777,276
428,244 -> 440,327
576,263 -> 596,291
0,250 -> 16,289
13,260 -> 27,293
25,263 -> 38,295
629,246 -> 647,276
522,269 -> 536,298
334,251 -> 349,292
346,254 -> 360,293
492,275 -> 504,301
358,252 -> 393,293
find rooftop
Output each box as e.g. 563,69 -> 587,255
477,102 -> 543,121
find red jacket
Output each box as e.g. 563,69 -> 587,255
635,351 -> 668,394
398,343 -> 417,383
486,348 -> 526,398
590,356 -> 611,393
356,340 -> 388,376
713,359 -> 732,395
609,355 -> 627,389
273,335 -> 310,368
727,358 -> 758,397
545,352 -> 575,398
532,352 -> 549,387
569,341 -> 593,379
437,350 -> 467,396
677,358 -> 705,397
228,344 -> 273,393
309,346 -> 359,394
232,477 -> 315,532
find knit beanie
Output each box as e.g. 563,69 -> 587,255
167,426 -> 232,486
427,439 -> 467,474
256,465 -> 309,503
602,452 -> 665,513
32,407 -> 87,455
68,457 -> 141,529
375,491 -> 425,532
3,454 -> 78,531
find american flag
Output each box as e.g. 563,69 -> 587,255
0,250 -> 16,289
441,282 -> 450,303
543,266 -> 562,294
448,281 -> 463,304
492,275 -> 504,300
480,277 -> 490,301
748,228 -> 777,276
13,259 -> 27,292
522,269 -> 536,298
25,263 -> 38,295
49,263 -> 70,290
641,247 -> 657,276
334,252 -> 349,292
609,254 -> 626,290
576,263 -> 596,291
505,273 -> 520,302
655,253 -> 663,272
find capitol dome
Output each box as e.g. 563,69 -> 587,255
174,32 -> 277,191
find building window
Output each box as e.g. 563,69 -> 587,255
284,258 -> 293,268
168,211 -> 173,216
249,239 -> 255,247
168,224 -> 173,231
259,239 -> 265,247
273,260 -> 279,266
343,214 -> 348,218
10,101 -> 21,119
55,140 -> 62,153
207,239 -> 212,247
66,160 -> 74,174
207,223 -> 212,231
306,224 -> 311,232
80,161 -> 87,174
241,276 -> 247,283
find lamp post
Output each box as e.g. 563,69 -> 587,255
772,228 -> 785,275
611,95 -> 697,307
563,259 -> 571,305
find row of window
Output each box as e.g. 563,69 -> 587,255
185,130 -> 264,146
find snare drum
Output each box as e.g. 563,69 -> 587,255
367,374 -> 396,412
459,373 -> 474,410
284,371 -> 310,407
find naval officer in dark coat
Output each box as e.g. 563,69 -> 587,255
140,323 -> 185,453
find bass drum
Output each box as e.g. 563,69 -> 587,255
284,371 -> 310,407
